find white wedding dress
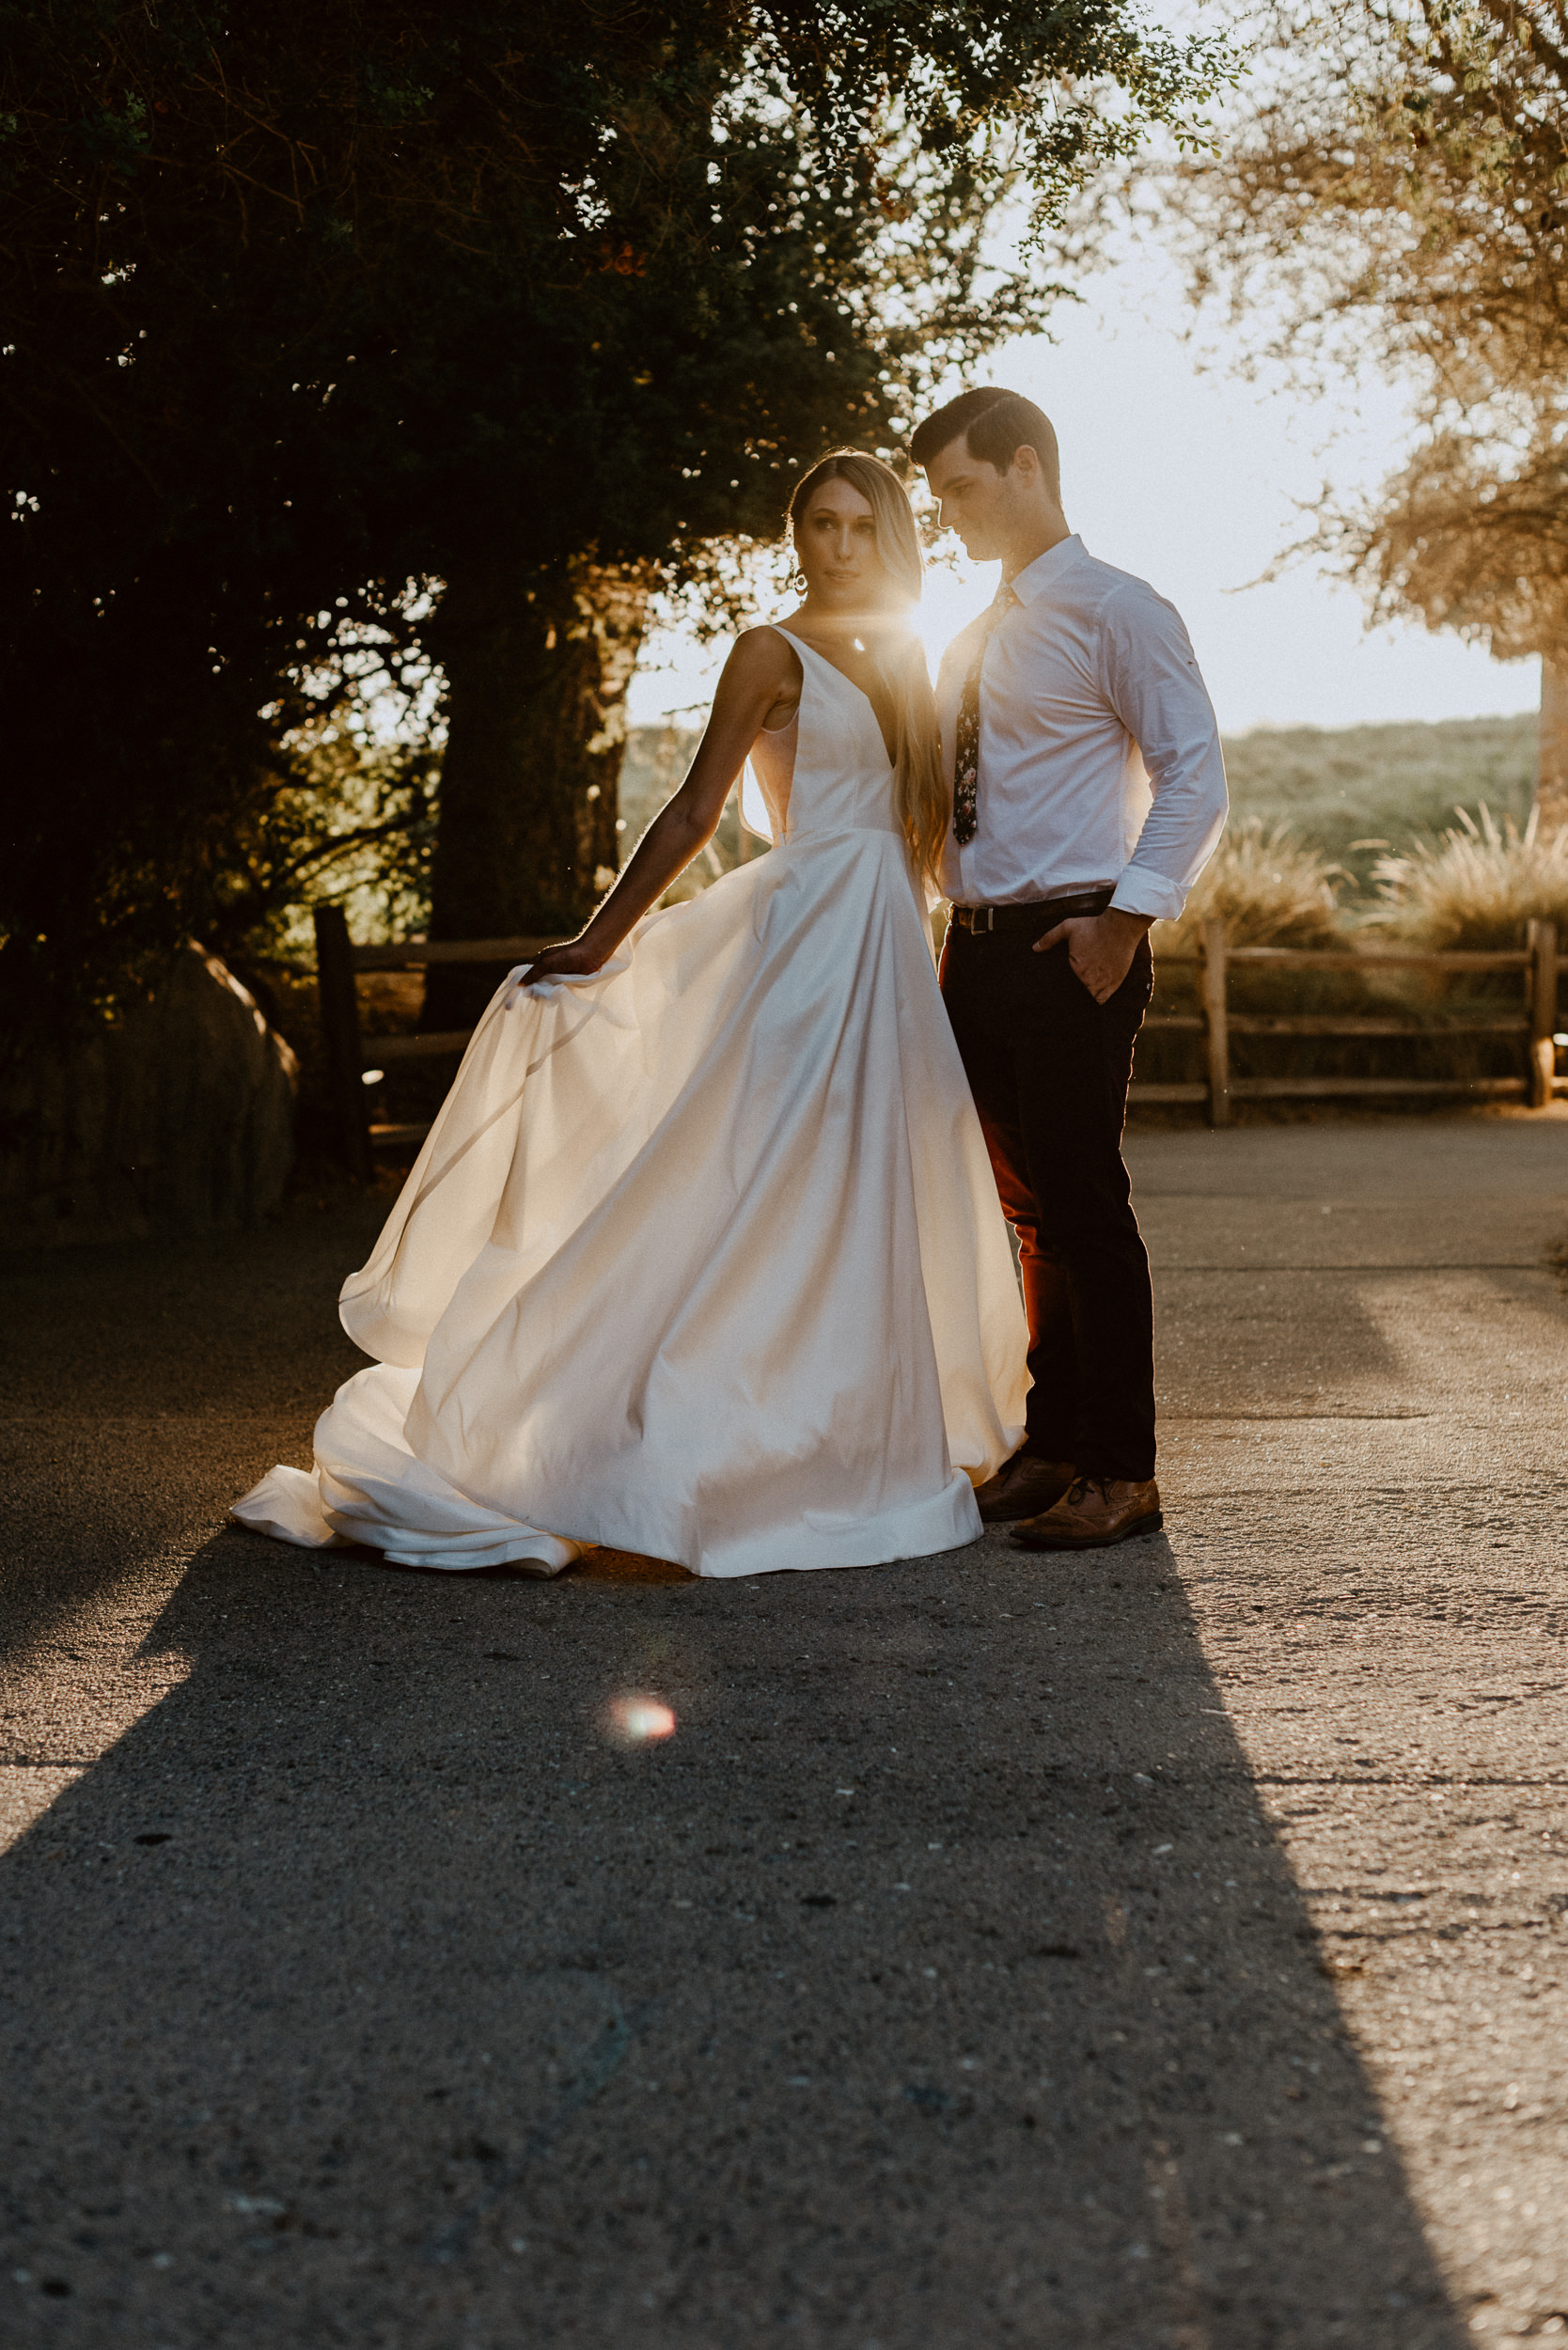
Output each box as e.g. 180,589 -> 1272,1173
233,629 -> 1028,1578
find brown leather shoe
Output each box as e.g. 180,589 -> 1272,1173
974,1453 -> 1077,1525
1011,1476 -> 1163,1551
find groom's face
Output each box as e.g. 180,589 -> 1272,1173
922,433 -> 1032,562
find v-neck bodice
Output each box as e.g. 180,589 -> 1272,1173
743,625 -> 902,848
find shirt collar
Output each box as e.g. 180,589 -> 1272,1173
1007,533 -> 1083,606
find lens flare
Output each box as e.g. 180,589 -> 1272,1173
604,1694 -> 677,1746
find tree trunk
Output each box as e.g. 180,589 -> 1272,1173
423,557 -> 653,1029
1539,650 -> 1568,838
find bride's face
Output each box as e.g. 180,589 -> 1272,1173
794,478 -> 891,613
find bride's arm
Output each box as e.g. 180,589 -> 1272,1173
523,630 -> 798,980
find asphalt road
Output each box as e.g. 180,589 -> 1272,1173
2,1112 -> 1566,2348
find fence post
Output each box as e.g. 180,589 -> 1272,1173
1201,916 -> 1231,1128
1528,917 -> 1559,1109
314,903 -> 374,1182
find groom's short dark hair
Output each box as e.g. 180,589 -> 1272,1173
910,388 -> 1060,500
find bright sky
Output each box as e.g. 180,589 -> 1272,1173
627,232 -> 1543,739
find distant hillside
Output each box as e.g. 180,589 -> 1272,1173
619,711 -> 1540,888
1220,714 -> 1537,887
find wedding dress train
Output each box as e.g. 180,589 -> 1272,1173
232,630 -> 1028,1577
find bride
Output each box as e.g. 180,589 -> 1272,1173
233,450 -> 1027,1578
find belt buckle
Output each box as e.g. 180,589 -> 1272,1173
973,905 -> 994,934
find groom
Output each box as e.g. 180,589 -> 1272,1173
911,387 -> 1228,1551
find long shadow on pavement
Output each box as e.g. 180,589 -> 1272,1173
0,1207 -> 385,1664
0,1521 -> 1467,2348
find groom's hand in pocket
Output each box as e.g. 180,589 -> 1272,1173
1034,907 -> 1153,1003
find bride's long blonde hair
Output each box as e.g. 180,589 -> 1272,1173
786,451 -> 948,889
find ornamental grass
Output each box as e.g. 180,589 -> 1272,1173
1151,819 -> 1344,958
1137,818 -> 1534,1098
1368,806 -> 1568,953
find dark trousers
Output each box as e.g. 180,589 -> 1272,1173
940,921 -> 1156,1482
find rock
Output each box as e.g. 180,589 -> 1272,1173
0,945 -> 299,1247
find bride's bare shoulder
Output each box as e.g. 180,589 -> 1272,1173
727,624 -> 799,676
713,626 -> 802,732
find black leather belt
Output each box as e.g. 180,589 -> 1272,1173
949,888 -> 1114,936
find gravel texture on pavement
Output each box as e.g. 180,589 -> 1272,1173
2,1112 -> 1565,2347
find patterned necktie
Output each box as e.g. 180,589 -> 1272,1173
951,578 -> 1018,847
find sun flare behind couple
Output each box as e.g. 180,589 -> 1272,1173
233,387 -> 1228,1579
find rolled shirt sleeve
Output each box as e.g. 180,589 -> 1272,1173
1102,584 -> 1229,925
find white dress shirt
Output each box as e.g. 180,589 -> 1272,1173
935,534 -> 1228,922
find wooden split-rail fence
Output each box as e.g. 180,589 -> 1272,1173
1135,916 -> 1563,1126
313,904 -> 1564,1176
